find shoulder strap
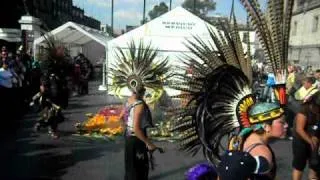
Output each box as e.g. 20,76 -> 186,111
244,143 -> 265,153
127,100 -> 143,111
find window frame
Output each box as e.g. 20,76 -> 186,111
292,21 -> 298,36
312,15 -> 319,32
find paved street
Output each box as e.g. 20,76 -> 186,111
0,81 -> 304,180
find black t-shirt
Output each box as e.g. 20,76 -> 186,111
294,105 -> 320,138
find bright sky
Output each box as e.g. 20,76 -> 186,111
72,0 -> 267,30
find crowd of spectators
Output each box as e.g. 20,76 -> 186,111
0,46 -> 36,136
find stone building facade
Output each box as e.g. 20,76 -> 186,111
289,0 -> 320,68
1,0 -> 100,30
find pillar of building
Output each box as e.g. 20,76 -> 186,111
18,15 -> 42,55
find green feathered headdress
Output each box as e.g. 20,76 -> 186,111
110,40 -> 171,103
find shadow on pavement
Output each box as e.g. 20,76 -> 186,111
2,127 -> 123,180
1,80 -> 124,180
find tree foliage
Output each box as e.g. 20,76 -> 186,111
182,0 -> 216,17
148,2 -> 169,20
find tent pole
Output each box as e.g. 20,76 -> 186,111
193,0 -> 196,14
111,0 -> 114,37
105,46 -> 108,93
99,47 -> 108,91
143,0 -> 146,24
105,46 -> 109,103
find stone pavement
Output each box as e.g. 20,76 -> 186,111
0,80 -> 305,180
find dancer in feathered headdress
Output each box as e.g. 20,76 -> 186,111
172,1 -> 293,179
110,40 -> 168,180
37,34 -> 71,107
30,34 -> 70,138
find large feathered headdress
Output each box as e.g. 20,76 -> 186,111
110,40 -> 171,102
37,34 -> 69,76
170,20 -> 253,164
170,2 -> 289,164
240,0 -> 294,105
240,0 -> 293,76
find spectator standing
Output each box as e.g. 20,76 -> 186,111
294,76 -> 318,102
261,66 -> 276,102
292,92 -> 320,180
75,54 -> 91,95
0,59 -> 15,129
13,54 -> 26,87
286,64 -> 297,139
1,49 -> 8,67
287,65 -> 296,94
0,59 -> 13,88
314,69 -> 320,89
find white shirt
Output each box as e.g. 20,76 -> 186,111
127,107 -> 134,132
126,100 -> 143,133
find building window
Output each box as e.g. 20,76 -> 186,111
312,16 -> 319,32
289,48 -> 292,56
292,21 -> 297,35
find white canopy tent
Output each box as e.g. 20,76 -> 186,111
106,7 -> 256,96
0,28 -> 21,42
33,21 -> 112,65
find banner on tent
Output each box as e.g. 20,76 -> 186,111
162,21 -> 196,30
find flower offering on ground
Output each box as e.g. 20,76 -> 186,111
76,105 -> 124,137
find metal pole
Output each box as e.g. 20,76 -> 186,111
143,0 -> 146,24
111,0 -> 114,37
229,0 -> 235,21
193,0 -> 196,13
98,50 -> 108,91
99,0 -> 112,91
169,0 -> 172,10
106,47 -> 109,93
